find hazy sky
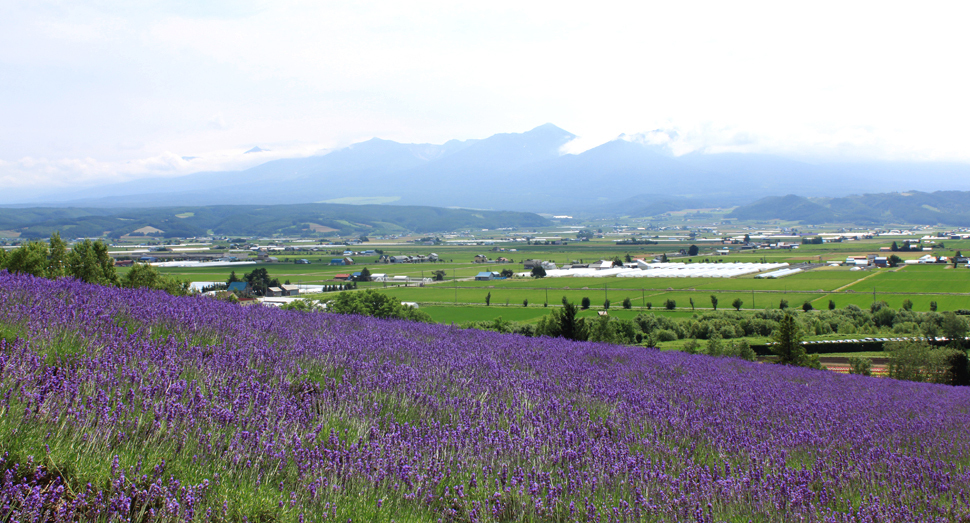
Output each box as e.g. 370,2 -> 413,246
2,1 -> 969,188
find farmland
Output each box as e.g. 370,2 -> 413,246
2,272 -> 970,521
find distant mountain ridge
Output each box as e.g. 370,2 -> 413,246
9,124 -> 970,214
0,203 -> 550,239
728,191 -> 970,226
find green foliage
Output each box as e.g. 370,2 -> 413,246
779,299 -> 789,310
46,232 -> 67,278
802,301 -> 813,312
485,292 -> 491,306
280,298 -> 325,312
326,290 -> 431,322
828,299 -> 836,310
500,268 -> 514,278
848,356 -> 873,376
530,266 -> 546,278
66,239 -> 119,286
771,313 -> 819,368
120,263 -> 192,296
732,298 -> 743,311
942,311 -> 967,348
243,268 -> 280,296
930,301 -> 938,312
622,297 -> 632,309
581,297 -> 590,310
536,297 -> 586,341
3,241 -> 48,277
664,299 -> 676,310
688,244 -> 699,256
886,340 -> 965,384
603,299 -> 610,310
706,332 -> 723,357
523,298 -> 528,307
901,299 -> 913,311
683,338 -> 700,354
358,267 -> 372,282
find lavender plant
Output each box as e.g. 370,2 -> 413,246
0,271 -> 968,521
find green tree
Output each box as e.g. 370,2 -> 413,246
689,297 -> 695,310
901,299 -> 913,311
710,295 -> 718,311
890,241 -> 899,252
485,292 -> 491,306
848,356 -> 872,376
66,239 -> 119,286
732,298 -> 743,311
622,297 -> 632,309
779,299 -> 789,310
4,241 -> 49,277
706,332 -> 723,356
603,299 -> 610,310
326,290 -> 431,322
828,299 -> 836,310
688,244 -> 699,256
120,263 -> 191,296
227,271 -> 240,285
357,267 -> 372,282
46,232 -> 67,278
771,313 -> 818,368
802,301 -> 813,312
243,268 -> 280,296
930,301 -> 938,312
581,297 -> 590,310
432,270 -> 446,281
500,268 -> 514,278
888,254 -> 902,267
665,299 -> 676,310
942,311 -> 967,348
531,266 -> 546,278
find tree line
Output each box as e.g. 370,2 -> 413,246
0,233 -> 190,295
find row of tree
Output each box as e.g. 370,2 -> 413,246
0,233 -> 190,295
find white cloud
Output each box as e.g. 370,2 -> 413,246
2,0 -> 970,190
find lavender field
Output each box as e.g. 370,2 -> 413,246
1,272 -> 969,522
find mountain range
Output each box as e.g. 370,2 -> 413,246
728,191 -> 970,227
8,124 -> 970,215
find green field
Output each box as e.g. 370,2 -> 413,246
142,238 -> 970,323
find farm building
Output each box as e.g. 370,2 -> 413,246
474,255 -> 488,263
343,257 -> 354,265
329,258 -> 346,266
281,285 -> 300,296
227,282 -> 250,294
266,287 -> 284,297
333,274 -> 350,281
590,260 -> 615,270
475,272 -> 495,281
390,256 -> 410,263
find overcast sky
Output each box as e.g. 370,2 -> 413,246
2,1 -> 969,188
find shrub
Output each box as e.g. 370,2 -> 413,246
683,338 -> 700,354
655,329 -> 678,342
779,299 -> 789,310
523,298 -> 529,307
802,301 -> 813,312
603,299 -> 610,310
665,299 -> 676,310
646,302 -> 652,310
848,357 -> 872,376
622,297 -> 632,309
581,297 -> 591,310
